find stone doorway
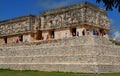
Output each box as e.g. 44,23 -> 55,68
49,30 -> 55,39
4,36 -> 7,44
71,28 -> 76,36
19,35 -> 23,42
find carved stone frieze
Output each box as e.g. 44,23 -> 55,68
41,2 -> 110,30
0,15 -> 36,36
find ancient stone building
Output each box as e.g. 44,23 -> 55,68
40,2 -> 110,40
0,2 -> 120,73
0,15 -> 42,44
0,2 -> 110,44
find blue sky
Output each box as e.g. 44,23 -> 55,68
0,0 -> 120,40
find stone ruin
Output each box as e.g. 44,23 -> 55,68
0,2 -> 120,73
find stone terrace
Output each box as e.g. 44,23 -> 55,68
0,36 -> 114,48
0,36 -> 120,73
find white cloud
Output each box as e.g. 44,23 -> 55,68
113,31 -> 120,41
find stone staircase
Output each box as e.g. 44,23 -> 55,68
0,36 -> 120,73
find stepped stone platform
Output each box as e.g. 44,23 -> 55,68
0,36 -> 120,73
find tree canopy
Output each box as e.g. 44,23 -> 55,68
96,0 -> 120,12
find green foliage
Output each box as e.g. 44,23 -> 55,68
96,0 -> 120,12
0,69 -> 120,76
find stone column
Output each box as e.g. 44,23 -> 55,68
77,27 -> 85,36
40,17 -> 45,30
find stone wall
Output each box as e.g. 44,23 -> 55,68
0,38 -> 4,44
0,36 -> 114,47
0,15 -> 36,37
7,36 -> 18,43
41,2 -> 109,30
0,36 -> 120,73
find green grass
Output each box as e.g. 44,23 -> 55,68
0,69 -> 120,76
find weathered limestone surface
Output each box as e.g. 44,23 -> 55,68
0,2 -> 116,73
0,15 -> 36,36
0,36 -> 120,73
41,2 -> 109,30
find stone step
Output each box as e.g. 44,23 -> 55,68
0,45 -> 95,56
0,45 -> 120,57
0,55 -> 96,63
0,63 -> 99,73
0,55 -> 119,64
0,63 -> 119,73
96,56 -> 120,64
0,36 -> 114,48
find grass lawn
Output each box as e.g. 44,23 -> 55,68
0,69 -> 120,76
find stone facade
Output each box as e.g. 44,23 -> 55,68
41,2 -> 109,40
0,36 -> 120,73
0,2 -> 109,44
0,15 -> 42,44
0,2 -> 120,73
0,15 -> 34,36
41,2 -> 109,30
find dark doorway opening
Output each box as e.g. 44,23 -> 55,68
99,29 -> 105,36
71,28 -> 76,36
36,30 -> 42,40
19,35 -> 23,42
50,30 -> 55,39
4,36 -> 7,44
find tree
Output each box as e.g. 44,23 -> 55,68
96,0 -> 120,12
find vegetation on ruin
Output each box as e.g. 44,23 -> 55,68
0,69 -> 120,76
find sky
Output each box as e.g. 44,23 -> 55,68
0,0 -> 120,40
